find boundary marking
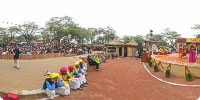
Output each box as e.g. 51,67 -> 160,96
142,62 -> 200,87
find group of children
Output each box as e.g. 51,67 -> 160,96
42,54 -> 102,100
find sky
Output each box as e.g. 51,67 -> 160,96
0,0 -> 200,38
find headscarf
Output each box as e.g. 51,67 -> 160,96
50,72 -> 59,79
68,66 -> 74,70
60,66 -> 68,73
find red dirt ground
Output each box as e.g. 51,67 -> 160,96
18,58 -> 200,100
55,58 -> 200,100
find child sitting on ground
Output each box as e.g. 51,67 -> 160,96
42,72 -> 68,100
67,66 -> 83,90
59,66 -> 71,95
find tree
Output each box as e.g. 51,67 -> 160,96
18,22 -> 39,42
103,26 -> 116,43
46,16 -> 77,42
0,27 -> 9,44
121,35 -> 134,43
8,26 -> 19,41
151,34 -> 167,46
95,27 -> 116,44
15,35 -> 26,42
38,28 -> 51,43
88,28 -> 98,44
133,35 -> 145,44
161,28 -> 181,52
191,24 -> 200,38
62,27 -> 89,44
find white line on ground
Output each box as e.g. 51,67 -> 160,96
142,62 -> 200,87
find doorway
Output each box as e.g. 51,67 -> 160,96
119,47 -> 122,56
124,47 -> 127,57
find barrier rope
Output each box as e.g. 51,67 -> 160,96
185,66 -> 200,79
151,58 -> 171,71
143,62 -> 200,87
152,58 -> 200,79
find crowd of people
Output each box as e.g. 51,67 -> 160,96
42,54 -> 105,100
0,43 -> 92,55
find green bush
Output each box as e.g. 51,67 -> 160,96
148,61 -> 153,67
165,69 -> 171,78
147,58 -> 151,63
114,53 -> 118,57
154,65 -> 159,72
147,58 -> 153,67
186,73 -> 192,81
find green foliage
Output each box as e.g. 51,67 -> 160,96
147,58 -> 153,67
15,35 -> 26,42
121,35 -> 134,43
120,35 -> 144,44
0,27 -> 9,44
161,28 -> 181,52
113,53 -> 118,58
186,73 -> 192,81
192,25 -> 200,38
154,65 -> 159,72
17,22 -> 39,42
46,16 -> 77,42
148,61 -> 152,67
8,26 -> 19,41
95,26 -> 116,44
147,58 -> 151,62
151,34 -> 167,47
165,69 -> 171,78
133,35 -> 144,44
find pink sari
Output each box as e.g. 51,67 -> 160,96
189,47 -> 196,63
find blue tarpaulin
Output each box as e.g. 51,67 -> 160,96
17,42 -> 27,46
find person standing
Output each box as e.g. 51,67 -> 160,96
88,47 -> 90,54
189,42 -> 196,63
135,50 -> 139,60
13,46 -> 20,69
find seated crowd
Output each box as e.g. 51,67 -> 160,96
42,54 -> 106,100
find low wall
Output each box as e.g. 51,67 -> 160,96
0,53 -> 77,60
151,55 -> 200,78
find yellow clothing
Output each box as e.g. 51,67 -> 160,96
67,71 -> 75,82
58,74 -> 69,84
74,61 -> 80,67
79,59 -> 86,65
74,67 -> 79,73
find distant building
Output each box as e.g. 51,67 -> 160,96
105,37 -> 138,57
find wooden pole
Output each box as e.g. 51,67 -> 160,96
196,45 -> 198,64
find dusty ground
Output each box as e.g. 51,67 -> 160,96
1,57 -> 200,100
54,58 -> 200,100
0,54 -> 89,94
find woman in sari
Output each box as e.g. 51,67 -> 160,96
189,42 -> 196,63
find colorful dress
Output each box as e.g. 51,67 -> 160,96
189,44 -> 196,63
182,46 -> 187,58
178,45 -> 183,58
